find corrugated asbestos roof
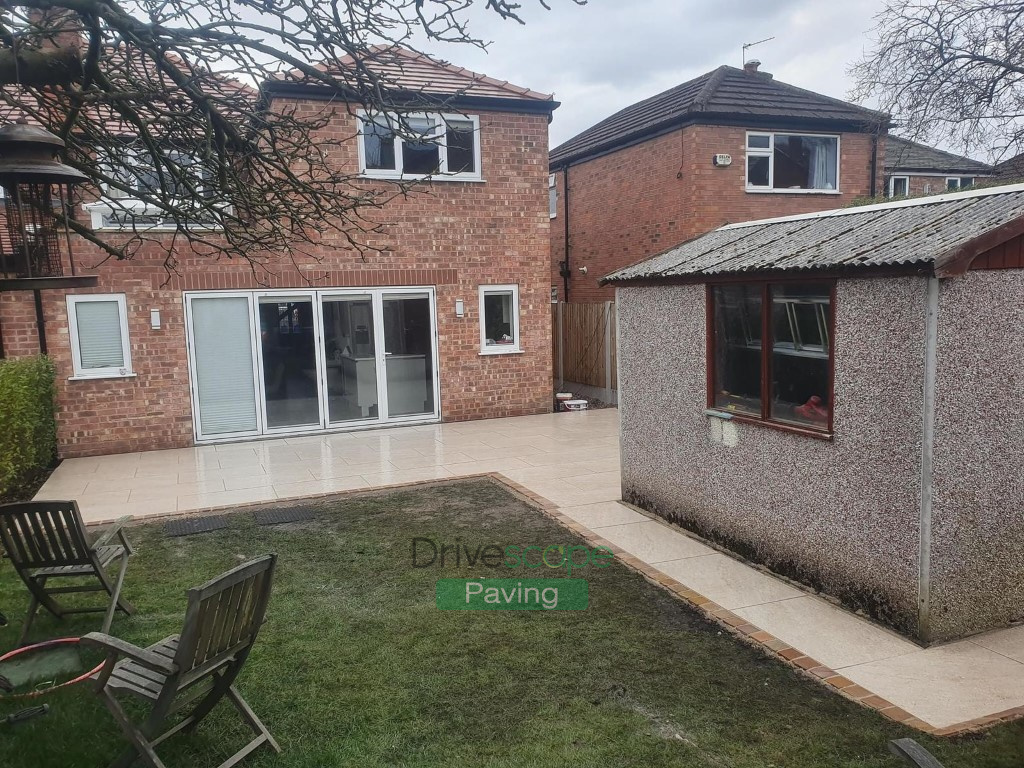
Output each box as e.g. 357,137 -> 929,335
885,136 -> 992,175
604,183 -> 1024,282
549,66 -> 887,167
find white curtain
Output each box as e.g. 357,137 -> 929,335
807,138 -> 837,190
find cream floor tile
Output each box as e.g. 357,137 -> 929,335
496,463 -> 602,484
445,458 -> 532,477
658,554 -> 805,611
273,475 -> 369,500
361,467 -> 455,487
223,468 -> 317,491
177,464 -> 269,484
77,489 -> 132,506
79,497 -> 179,524
526,483 -> 620,507
129,480 -> 227,501
388,451 -> 476,470
216,452 -> 266,470
559,501 -> 648,529
597,521 -> 716,564
34,479 -> 91,498
175,487 -> 276,514
562,471 -> 622,490
49,458 -> 104,476
970,625 -> 1024,663
312,459 -> 398,480
840,642 -> 1024,728
734,595 -> 919,669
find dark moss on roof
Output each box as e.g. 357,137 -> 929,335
549,66 -> 888,168
885,136 -> 992,175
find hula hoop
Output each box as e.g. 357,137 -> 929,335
0,637 -> 103,699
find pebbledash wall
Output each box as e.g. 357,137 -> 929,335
0,105 -> 553,458
551,126 -> 883,303
617,262 -> 1024,643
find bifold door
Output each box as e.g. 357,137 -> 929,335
186,289 -> 439,442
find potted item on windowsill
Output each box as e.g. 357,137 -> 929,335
793,396 -> 829,423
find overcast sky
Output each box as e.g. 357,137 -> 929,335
417,0 -> 887,149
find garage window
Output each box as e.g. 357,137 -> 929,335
709,282 -> 834,432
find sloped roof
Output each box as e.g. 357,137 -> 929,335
267,45 -> 554,105
550,66 -> 888,167
885,136 -> 992,175
604,183 -> 1024,283
994,152 -> 1024,179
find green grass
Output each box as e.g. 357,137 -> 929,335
1,479 -> 1022,767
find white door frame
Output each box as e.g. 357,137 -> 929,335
185,287 -> 441,443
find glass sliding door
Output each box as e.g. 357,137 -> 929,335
257,295 -> 321,430
381,292 -> 437,419
186,294 -> 261,440
321,294 -> 379,423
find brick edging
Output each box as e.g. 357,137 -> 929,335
486,474 -> 1024,738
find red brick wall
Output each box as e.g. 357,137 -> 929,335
2,104 -> 553,457
552,125 -> 884,303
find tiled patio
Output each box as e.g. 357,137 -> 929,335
35,408 -> 1024,734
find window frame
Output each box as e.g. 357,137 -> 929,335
356,111 -> 483,182
478,284 -> 521,355
745,131 -> 842,195
549,174 -> 557,218
66,293 -> 134,380
888,175 -> 910,198
706,280 -> 836,437
946,176 -> 975,191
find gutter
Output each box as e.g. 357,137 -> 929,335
561,166 -> 571,301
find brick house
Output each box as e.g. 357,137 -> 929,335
884,135 -> 993,198
0,48 -> 558,457
549,61 -> 890,304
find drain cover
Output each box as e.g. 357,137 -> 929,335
252,506 -> 317,526
164,516 -> 229,537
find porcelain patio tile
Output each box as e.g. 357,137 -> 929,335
273,475 -> 370,500
839,641 -> 1024,729
175,486 -> 276,513
223,467 -> 317,490
733,595 -> 920,669
596,521 -> 716,563
969,624 -> 1024,663
558,501 -> 648,528
129,480 -> 227,500
360,466 -> 455,487
657,554 -> 805,610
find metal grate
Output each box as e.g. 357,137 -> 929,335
1,186 -> 65,279
164,515 -> 229,537
252,506 -> 317,526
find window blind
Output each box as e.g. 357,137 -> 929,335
74,300 -> 125,369
191,297 -> 259,436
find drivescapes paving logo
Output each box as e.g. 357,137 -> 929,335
413,538 -> 608,611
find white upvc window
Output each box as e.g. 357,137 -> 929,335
745,131 -> 840,193
66,294 -> 134,379
549,174 -> 557,218
357,111 -> 482,181
479,284 -> 521,354
85,145 -> 223,231
946,176 -> 975,191
889,175 -> 910,198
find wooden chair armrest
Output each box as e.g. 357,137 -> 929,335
91,516 -> 133,550
81,632 -> 177,676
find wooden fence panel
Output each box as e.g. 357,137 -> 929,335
553,302 -> 616,395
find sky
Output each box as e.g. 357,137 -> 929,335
416,0 -> 888,149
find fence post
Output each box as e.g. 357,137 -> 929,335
603,301 -> 613,400
557,300 -> 564,391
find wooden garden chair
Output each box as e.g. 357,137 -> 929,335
83,554 -> 280,768
0,500 -> 135,646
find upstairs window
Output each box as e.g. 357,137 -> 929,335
946,176 -> 975,191
359,112 -> 481,181
746,132 -> 839,192
710,282 -> 833,433
888,175 -> 910,198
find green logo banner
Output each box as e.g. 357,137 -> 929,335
436,579 -> 589,611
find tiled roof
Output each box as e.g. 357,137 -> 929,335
885,136 -> 992,175
994,152 -> 1024,179
550,66 -> 888,167
605,183 -> 1024,282
269,45 -> 553,103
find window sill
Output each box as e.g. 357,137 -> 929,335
68,372 -> 137,382
359,172 -> 485,184
479,348 -> 523,356
705,409 -> 832,441
745,188 -> 842,195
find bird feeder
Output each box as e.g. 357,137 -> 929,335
0,120 -> 94,290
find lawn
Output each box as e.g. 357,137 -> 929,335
1,478 -> 1022,767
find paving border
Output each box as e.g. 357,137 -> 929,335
84,470 -> 1024,737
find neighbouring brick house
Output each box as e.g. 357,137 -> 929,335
884,135 -> 993,198
608,184 -> 1024,643
0,47 -> 557,457
548,60 -> 890,304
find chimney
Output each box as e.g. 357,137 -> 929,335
743,59 -> 761,74
26,9 -> 84,54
